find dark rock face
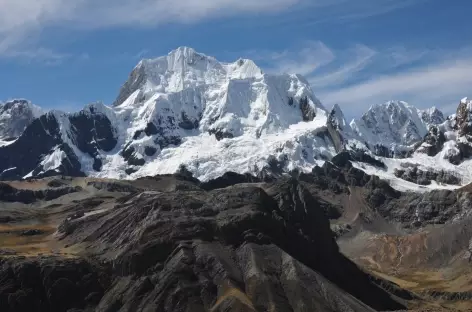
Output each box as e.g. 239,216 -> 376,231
299,96 -> 316,121
154,135 -> 182,148
208,128 -> 234,141
69,109 -> 117,171
47,179 -> 68,188
144,122 -> 158,136
371,144 -> 412,159
87,181 -> 141,193
326,107 -> 345,153
332,150 -> 386,169
379,190 -> 472,227
178,111 -> 199,130
144,146 -> 157,156
0,182 -> 82,204
420,107 -> 445,125
394,166 -> 460,186
54,176 -> 405,312
0,114 -> 84,180
113,64 -> 147,107
0,99 -> 41,140
0,257 -> 108,312
120,144 -> 145,167
200,172 -> 261,190
417,125 -> 446,157
455,100 -> 472,136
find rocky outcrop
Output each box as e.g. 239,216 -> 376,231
0,257 -> 109,312
54,176 -> 405,311
69,107 -> 117,171
0,114 -> 84,180
377,189 -> 472,227
0,99 -> 43,141
331,150 -> 386,169
0,182 -> 82,204
113,63 -> 147,107
394,165 -> 460,186
326,104 -> 346,152
200,171 -> 261,190
299,96 -> 316,121
416,125 -> 446,157
455,98 -> 472,136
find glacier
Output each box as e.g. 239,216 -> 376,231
1,46 -> 472,193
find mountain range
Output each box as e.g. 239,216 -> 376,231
2,47 -> 472,312
1,47 -> 471,194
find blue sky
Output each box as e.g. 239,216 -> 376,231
0,0 -> 470,117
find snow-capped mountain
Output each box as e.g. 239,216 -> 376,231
1,47 -> 472,193
350,101 -> 444,157
0,99 -> 43,146
0,47 -> 333,181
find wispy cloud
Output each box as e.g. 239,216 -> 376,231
0,47 -> 71,65
0,0 -> 428,65
263,41 -> 335,76
257,41 -> 472,117
319,57 -> 472,116
0,0 -> 427,39
309,44 -> 377,88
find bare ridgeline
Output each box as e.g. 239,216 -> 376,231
1,160 -> 472,311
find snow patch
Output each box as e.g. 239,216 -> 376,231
40,147 -> 66,172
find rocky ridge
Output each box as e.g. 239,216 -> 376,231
0,173 -> 414,312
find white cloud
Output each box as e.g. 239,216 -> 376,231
319,58 -> 472,116
0,47 -> 71,65
0,0 -> 427,40
0,0 -> 427,65
257,41 -> 472,118
309,44 -> 377,88
0,0 -> 304,63
265,41 -> 335,76
0,0 -> 302,33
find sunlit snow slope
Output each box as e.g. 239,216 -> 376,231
1,47 -> 472,193
0,99 -> 43,146
0,47 -> 335,181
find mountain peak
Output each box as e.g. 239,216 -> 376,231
350,100 -> 433,151
167,46 -> 206,60
0,99 -> 44,144
419,106 -> 445,125
114,47 -> 267,107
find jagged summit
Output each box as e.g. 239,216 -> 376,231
2,47 -> 472,193
114,47 -> 264,107
0,99 -> 43,145
350,100 -> 443,156
1,47 -> 328,182
419,106 -> 445,125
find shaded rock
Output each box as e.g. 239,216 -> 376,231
394,164 -> 460,186
416,125 -> 446,157
144,122 -> 159,136
47,179 -> 68,188
178,111 -> 199,130
58,177 -> 405,311
87,181 -> 140,193
200,172 -> 261,191
208,128 -> 233,141
0,114 -> 84,180
379,189 -> 472,227
0,257 -> 108,312
0,183 -> 82,204
144,146 -> 157,157
69,109 -> 117,159
299,96 -> 316,121
20,229 -> 44,236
